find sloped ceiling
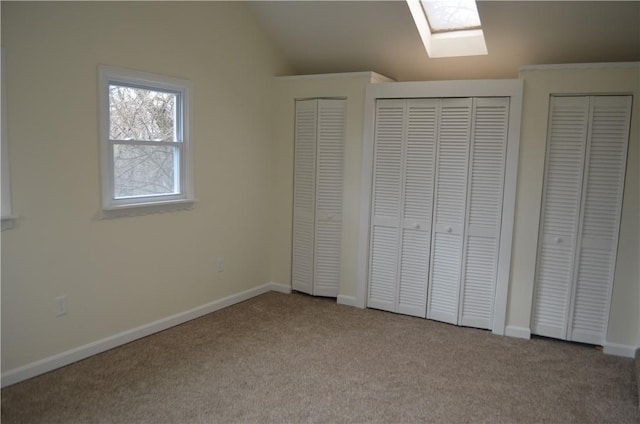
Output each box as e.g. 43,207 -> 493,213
248,1 -> 640,81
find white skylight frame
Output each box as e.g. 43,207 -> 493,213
407,0 -> 488,58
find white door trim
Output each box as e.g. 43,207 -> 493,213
356,80 -> 524,335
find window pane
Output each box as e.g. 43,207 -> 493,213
109,84 -> 178,142
113,144 -> 179,198
421,0 -> 481,32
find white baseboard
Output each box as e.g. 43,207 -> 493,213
266,282 -> 291,294
603,342 -> 637,358
337,294 -> 359,308
1,283 -> 288,388
505,325 -> 531,339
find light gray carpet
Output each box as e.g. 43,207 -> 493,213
2,292 -> 638,423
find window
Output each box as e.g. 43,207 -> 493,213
421,0 -> 481,32
98,66 -> 194,217
406,0 -> 487,58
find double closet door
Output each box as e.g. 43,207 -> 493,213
532,95 -> 632,345
368,97 -> 510,329
292,98 -> 346,297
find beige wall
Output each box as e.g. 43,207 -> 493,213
1,2 -> 290,372
509,66 -> 640,347
270,73 -> 390,299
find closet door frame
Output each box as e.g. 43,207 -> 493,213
356,80 -> 524,335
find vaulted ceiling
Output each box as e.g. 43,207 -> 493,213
248,1 -> 640,81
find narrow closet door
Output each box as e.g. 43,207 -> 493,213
313,99 -> 346,297
427,98 -> 472,324
568,96 -> 632,344
459,97 -> 510,329
532,96 -> 589,339
397,99 -> 438,317
368,99 -> 405,312
292,100 -> 318,294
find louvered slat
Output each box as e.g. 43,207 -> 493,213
428,98 -> 472,324
368,99 -> 405,311
397,99 -> 438,317
314,219 -> 342,297
292,100 -> 317,294
569,96 -> 631,344
369,226 -> 399,310
429,233 -> 462,322
313,99 -> 345,297
398,229 -> 430,316
460,98 -> 509,329
532,96 -> 589,339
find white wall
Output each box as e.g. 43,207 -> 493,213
270,73 -> 391,303
509,65 -> 640,349
1,2 -> 290,372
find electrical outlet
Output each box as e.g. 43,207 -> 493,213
216,257 -> 224,273
55,295 -> 67,317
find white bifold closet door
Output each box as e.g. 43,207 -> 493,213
368,97 -> 510,327
292,98 -> 345,297
427,98 -> 509,328
368,99 -> 437,317
532,95 -> 631,345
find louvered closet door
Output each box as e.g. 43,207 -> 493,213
397,99 -> 438,317
313,99 -> 345,297
427,98 -> 472,324
368,99 -> 405,312
532,97 -> 590,339
459,98 -> 510,329
292,100 -> 318,294
568,96 -> 632,345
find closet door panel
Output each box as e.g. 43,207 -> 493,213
427,98 -> 472,324
460,98 -> 509,329
292,100 -> 318,294
368,100 -> 405,311
532,96 -> 589,339
313,99 -> 345,297
429,233 -> 463,323
397,99 -> 438,317
569,96 -> 632,344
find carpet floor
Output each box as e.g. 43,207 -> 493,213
2,291 -> 638,423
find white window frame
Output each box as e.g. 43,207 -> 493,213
2,47 -> 16,230
98,65 -> 194,218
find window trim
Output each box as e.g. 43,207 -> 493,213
2,47 -> 17,230
98,65 -> 194,218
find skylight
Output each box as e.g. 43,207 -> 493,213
421,0 -> 481,32
407,0 -> 488,58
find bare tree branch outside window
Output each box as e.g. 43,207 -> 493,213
421,0 -> 481,32
108,85 -> 179,198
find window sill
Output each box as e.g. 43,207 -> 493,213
101,199 -> 195,219
2,216 -> 18,231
